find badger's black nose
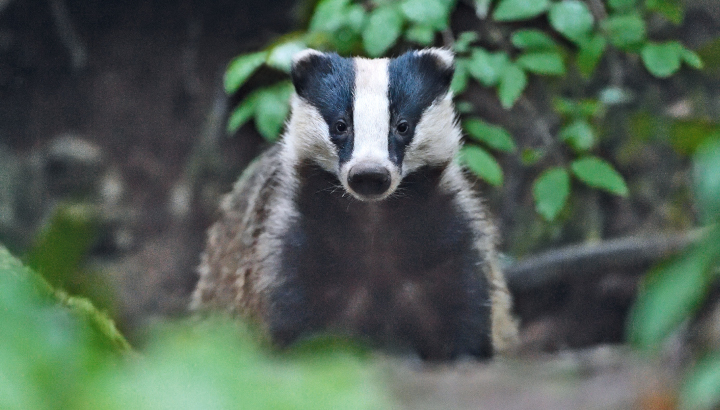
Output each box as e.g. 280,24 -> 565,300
347,163 -> 392,199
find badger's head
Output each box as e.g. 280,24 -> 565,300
285,48 -> 461,201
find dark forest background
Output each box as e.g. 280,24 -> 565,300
0,0 -> 305,328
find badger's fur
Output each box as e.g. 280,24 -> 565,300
192,48 -> 518,359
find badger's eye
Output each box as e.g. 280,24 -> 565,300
396,121 -> 409,135
334,120 -> 348,134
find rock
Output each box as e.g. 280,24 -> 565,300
45,133 -> 103,197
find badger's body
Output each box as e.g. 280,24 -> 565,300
192,49 -> 518,359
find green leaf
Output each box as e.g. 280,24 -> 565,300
363,5 -> 404,57
1,244 -> 392,410
307,1 -> 366,54
82,317 -> 390,410
450,59 -> 470,94
467,47 -> 510,86
493,0 -> 550,21
405,24 -> 436,46
669,120 -> 719,155
253,82 -> 294,141
608,0 -> 636,11
224,51 -> 268,94
521,148 -> 544,165
2,245 -> 131,356
548,1 -> 594,43
25,204 -> 96,292
533,167 -> 570,221
602,14 -> 646,49
681,351 -> 720,410
454,31 -> 479,54
571,156 -> 629,196
227,93 -> 260,134
641,41 -> 682,78
516,51 -> 566,75
575,99 -> 604,118
693,137 -> 720,224
266,39 -> 307,73
628,240 -> 718,348
328,27 -> 363,55
554,97 -> 603,119
345,4 -> 367,32
497,63 -> 527,109
697,38 -> 720,77
400,0 -> 450,30
462,118 -> 517,152
599,86 -> 633,105
645,0 -> 684,25
681,47 -> 704,69
577,34 -> 607,77
511,29 -> 558,50
553,97 -> 576,117
309,0 -> 352,32
560,119 -> 596,151
459,145 -> 503,186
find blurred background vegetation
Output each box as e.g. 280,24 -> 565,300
1,0 -> 719,408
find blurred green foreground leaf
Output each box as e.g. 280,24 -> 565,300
0,246 -> 390,410
628,136 -> 720,410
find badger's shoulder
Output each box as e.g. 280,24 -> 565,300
191,144 -> 285,315
442,163 -> 520,353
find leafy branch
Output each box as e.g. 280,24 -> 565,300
222,0 -> 702,222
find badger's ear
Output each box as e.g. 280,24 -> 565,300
291,49 -> 333,99
418,48 -> 454,71
403,48 -> 455,95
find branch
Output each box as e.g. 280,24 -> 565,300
505,229 -> 705,291
441,29 -> 454,49
585,0 -> 608,22
48,0 -> 87,70
169,82 -> 228,220
517,96 -> 564,165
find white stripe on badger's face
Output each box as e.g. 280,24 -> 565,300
350,58 -> 390,163
339,58 -> 403,201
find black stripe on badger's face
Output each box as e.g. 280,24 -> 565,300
387,51 -> 454,167
291,52 -> 356,163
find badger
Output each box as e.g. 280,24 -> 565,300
191,48 -> 518,360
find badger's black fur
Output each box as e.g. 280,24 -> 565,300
192,49 -> 518,360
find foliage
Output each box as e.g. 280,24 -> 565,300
0,245 -> 391,410
460,145 -> 504,186
0,245 -> 130,409
628,136 -> 720,410
24,204 -> 98,293
570,157 -> 629,197
222,0 -> 704,224
532,167 -> 569,221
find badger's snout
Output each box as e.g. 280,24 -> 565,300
347,163 -> 392,200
